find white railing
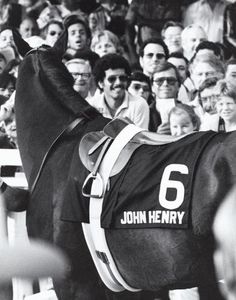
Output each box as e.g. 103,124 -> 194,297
0,149 -> 57,300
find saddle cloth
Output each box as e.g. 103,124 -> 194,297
78,119 -> 217,229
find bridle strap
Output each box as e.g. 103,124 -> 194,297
30,117 -> 84,193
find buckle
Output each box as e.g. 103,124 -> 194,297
82,172 -> 104,198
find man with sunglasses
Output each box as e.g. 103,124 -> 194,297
88,53 -> 150,129
151,61 -> 181,132
139,38 -> 169,80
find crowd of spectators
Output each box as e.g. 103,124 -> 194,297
0,0 -> 236,300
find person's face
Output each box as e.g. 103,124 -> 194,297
128,80 -> 150,100
170,111 -> 195,136
216,95 -> 236,123
140,43 -> 166,78
152,68 -> 179,99
182,28 -> 206,59
0,81 -> 15,98
100,68 -> 128,102
68,23 -> 88,51
0,57 -> 6,73
19,19 -> 37,39
0,29 -> 14,48
94,36 -> 117,57
163,26 -> 182,54
200,86 -> 218,114
66,61 -> 92,96
46,23 -> 63,47
225,64 -> 236,86
191,62 -> 218,89
168,57 -> 188,83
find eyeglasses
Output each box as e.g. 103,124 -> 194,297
130,83 -> 150,93
144,53 -> 166,60
106,75 -> 128,84
153,77 -> 177,86
71,72 -> 91,79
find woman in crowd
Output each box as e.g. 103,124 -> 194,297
201,79 -> 236,132
215,79 -> 236,132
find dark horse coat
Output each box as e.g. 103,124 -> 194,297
6,30 -> 234,300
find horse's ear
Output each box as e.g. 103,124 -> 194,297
52,29 -> 68,58
12,29 -> 32,57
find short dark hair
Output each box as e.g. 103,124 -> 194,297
93,53 -> 131,85
195,41 -> 222,59
153,61 -> 181,86
64,14 -> 91,40
139,38 -> 169,58
73,49 -> 100,70
129,71 -> 151,90
168,52 -> 189,65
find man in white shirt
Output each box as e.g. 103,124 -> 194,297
88,53 -> 150,129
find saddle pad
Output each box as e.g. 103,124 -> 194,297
100,131 -> 217,229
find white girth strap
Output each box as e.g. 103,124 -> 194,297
82,123 -> 144,292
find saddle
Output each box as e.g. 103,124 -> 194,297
79,118 -> 195,292
79,118 -> 181,178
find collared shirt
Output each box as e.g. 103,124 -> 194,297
183,0 -> 227,42
87,91 -> 150,129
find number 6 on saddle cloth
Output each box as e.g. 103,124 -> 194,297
79,119 -> 183,292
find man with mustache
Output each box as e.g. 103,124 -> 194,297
88,53 -> 150,129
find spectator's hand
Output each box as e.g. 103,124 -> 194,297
157,122 -> 171,135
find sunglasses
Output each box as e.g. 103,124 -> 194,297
145,53 -> 166,60
153,77 -> 177,86
130,83 -> 150,93
106,75 -> 128,84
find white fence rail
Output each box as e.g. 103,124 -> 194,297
0,149 -> 57,300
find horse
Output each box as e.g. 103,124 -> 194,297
5,29 -> 236,300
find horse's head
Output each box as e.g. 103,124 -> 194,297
13,29 -> 100,124
12,28 -> 68,61
13,29 -> 102,187
13,29 -> 75,94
